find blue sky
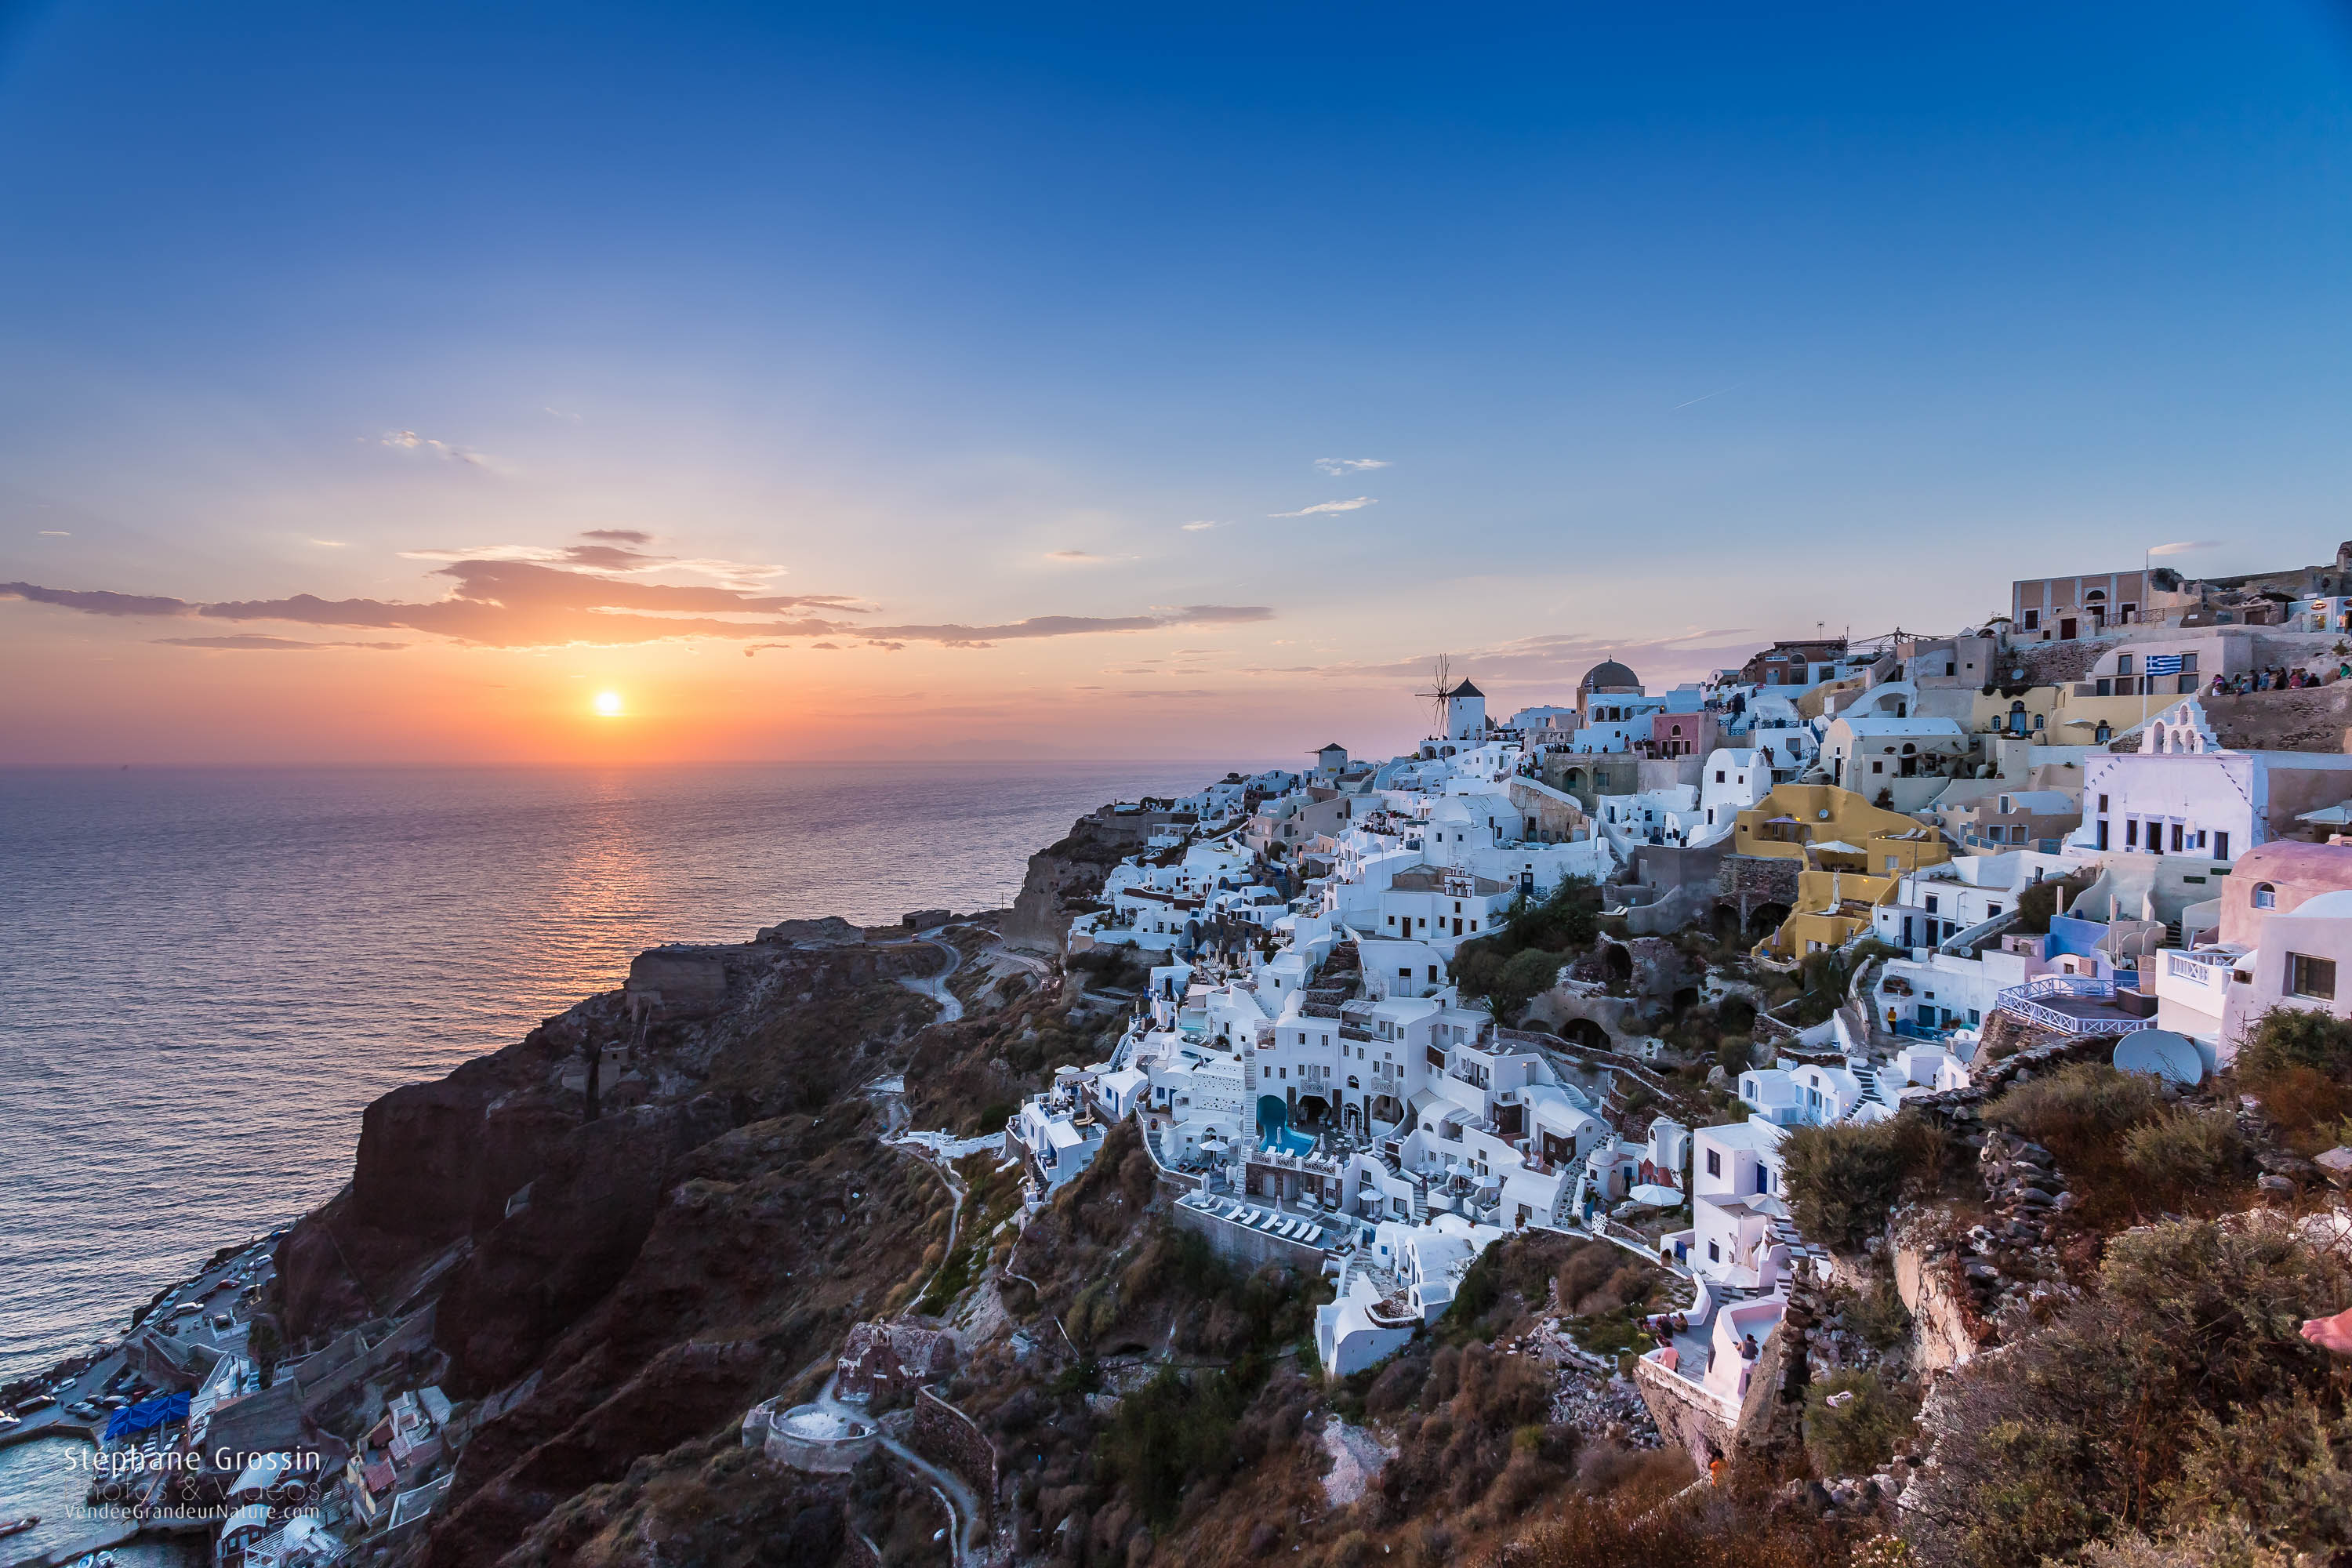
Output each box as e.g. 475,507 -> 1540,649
2,2 -> 2350,761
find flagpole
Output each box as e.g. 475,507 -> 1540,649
2141,546 -> 2151,735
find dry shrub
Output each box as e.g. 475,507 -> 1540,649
1374,1345 -> 1559,1526
1422,1345 -> 1462,1406
1904,1215 -> 2352,1568
2119,1107 -> 2242,1209
2078,1520 -> 2307,1568
1470,1486 -> 1847,1568
1557,1240 -> 1623,1308
1363,1353 -> 1428,1419
1984,1062 -> 2179,1226
2241,1062 -> 2352,1151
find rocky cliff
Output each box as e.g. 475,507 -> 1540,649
1001,817 -> 1134,953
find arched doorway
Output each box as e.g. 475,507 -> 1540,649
1558,1018 -> 1611,1051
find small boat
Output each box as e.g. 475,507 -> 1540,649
0,1515 -> 37,1537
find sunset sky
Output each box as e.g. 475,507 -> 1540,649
5,2 -> 2351,764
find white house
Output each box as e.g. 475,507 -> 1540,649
1690,1118 -> 1790,1288
1005,1080 -> 1108,1193
1820,713 -> 1972,808
2071,698 -> 2352,862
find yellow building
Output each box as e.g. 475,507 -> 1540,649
1970,681 -> 2207,747
1731,784 -> 1953,957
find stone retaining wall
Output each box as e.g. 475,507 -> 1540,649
911,1387 -> 997,1523
1170,1200 -> 1329,1272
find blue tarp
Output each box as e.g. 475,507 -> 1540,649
103,1391 -> 189,1443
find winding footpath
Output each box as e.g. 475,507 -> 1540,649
811,1372 -> 988,1568
897,936 -> 967,1024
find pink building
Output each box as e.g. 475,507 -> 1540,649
1645,711 -> 1719,760
2155,840 -> 2352,1062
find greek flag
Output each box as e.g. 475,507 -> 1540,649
2143,654 -> 2184,677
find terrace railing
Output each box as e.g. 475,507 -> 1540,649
1993,973 -> 2152,1036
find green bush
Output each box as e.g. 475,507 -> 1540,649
1097,1366 -> 1250,1526
2013,872 -> 2092,935
1781,1116 -> 1944,1253
1835,1279 -> 1913,1352
1802,1369 -> 1916,1478
2238,1007 -> 2352,1080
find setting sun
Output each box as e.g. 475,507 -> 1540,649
592,691 -> 624,717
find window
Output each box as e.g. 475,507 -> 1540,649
2252,884 -> 2277,909
2289,953 -> 2337,1001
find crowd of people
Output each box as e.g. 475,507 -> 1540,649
2209,664 -> 2332,695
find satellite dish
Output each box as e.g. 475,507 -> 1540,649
2113,1029 -> 2204,1086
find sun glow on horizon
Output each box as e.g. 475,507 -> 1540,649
593,690 -> 625,717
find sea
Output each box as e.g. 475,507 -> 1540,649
0,761 -> 1218,1387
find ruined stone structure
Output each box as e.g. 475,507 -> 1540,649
836,1321 -> 957,1402
1714,855 -> 1801,940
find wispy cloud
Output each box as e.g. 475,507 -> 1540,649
397,532 -> 792,592
2149,540 -> 2225,556
1269,497 -> 1376,518
154,635 -> 408,652
380,430 -> 490,467
1312,458 -> 1389,475
3,555 -> 1275,651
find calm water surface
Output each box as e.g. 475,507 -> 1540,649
0,762 -> 1210,1385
